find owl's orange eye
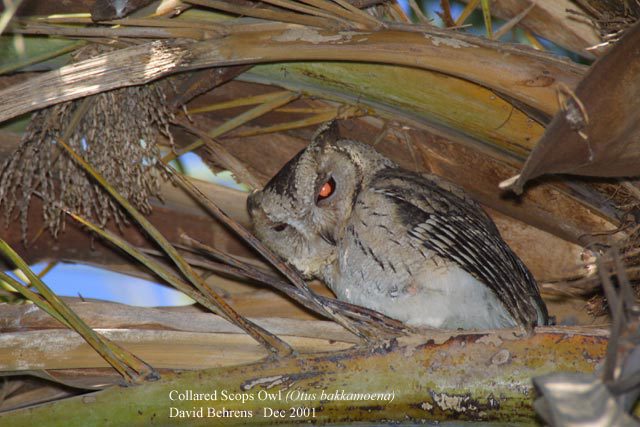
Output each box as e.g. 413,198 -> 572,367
317,177 -> 336,201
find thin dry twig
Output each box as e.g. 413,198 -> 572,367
188,91 -> 293,114
258,0 -> 357,28
493,3 -> 536,40
38,15 -> 224,31
438,0 -> 456,27
597,252 -> 624,383
174,118 -> 263,189
163,91 -> 300,162
232,105 -> 363,138
178,234 -> 407,334
455,0 -> 479,26
330,0 -> 385,28
480,0 -> 493,38
10,19 -> 208,39
184,0 -> 339,28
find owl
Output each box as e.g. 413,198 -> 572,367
247,123 -> 549,330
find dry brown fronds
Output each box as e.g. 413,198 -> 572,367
0,44 -> 173,240
572,0 -> 640,46
586,287 -> 640,318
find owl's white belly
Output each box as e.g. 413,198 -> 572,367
325,248 -> 517,330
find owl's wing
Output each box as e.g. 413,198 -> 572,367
370,168 -> 548,329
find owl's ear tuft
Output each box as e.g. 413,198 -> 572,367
312,121 -> 340,146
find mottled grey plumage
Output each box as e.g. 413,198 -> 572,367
247,123 -> 548,330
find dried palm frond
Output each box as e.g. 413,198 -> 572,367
0,44 -> 173,240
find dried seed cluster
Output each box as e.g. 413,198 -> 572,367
0,45 -> 173,240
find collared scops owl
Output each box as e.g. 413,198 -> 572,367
248,123 -> 548,330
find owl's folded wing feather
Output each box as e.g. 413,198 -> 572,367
370,168 -> 548,329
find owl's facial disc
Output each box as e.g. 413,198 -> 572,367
247,135 -> 395,280
246,166 -> 338,279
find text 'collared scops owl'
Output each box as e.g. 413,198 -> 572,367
248,123 -> 549,330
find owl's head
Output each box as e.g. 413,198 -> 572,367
247,122 -> 395,278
